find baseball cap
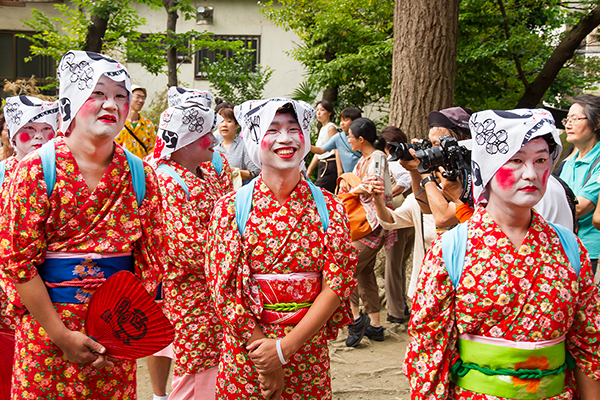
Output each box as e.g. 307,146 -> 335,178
428,106 -> 471,136
131,84 -> 147,97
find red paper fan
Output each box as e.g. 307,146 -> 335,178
0,329 -> 15,399
85,271 -> 174,360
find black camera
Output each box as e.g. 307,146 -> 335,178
388,139 -> 432,162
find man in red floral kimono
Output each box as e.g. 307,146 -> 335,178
404,109 -> 600,399
152,99 -> 232,399
0,50 -> 164,399
207,98 -> 357,399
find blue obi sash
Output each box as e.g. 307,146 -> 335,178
38,252 -> 134,304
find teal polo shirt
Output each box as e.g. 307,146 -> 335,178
560,141 -> 600,259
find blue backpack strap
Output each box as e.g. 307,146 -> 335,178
123,148 -> 146,207
548,222 -> 581,276
0,160 -> 6,187
441,222 -> 469,288
156,163 -> 190,200
39,140 -> 56,199
212,151 -> 223,176
235,178 -> 258,235
306,180 -> 329,233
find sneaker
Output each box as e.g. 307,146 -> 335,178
345,312 -> 371,347
387,313 -> 407,324
365,325 -> 384,341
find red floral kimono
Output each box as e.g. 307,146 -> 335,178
0,137 -> 164,399
157,157 -> 232,377
0,156 -> 20,332
207,175 -> 357,399
404,207 -> 600,400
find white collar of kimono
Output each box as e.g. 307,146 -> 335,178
469,108 -> 562,205
57,50 -> 131,134
234,98 -> 315,168
4,95 -> 59,140
167,87 -> 214,108
154,103 -> 223,160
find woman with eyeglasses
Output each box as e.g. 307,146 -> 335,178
560,94 -> 600,279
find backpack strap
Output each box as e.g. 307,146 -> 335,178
548,222 -> 581,276
212,151 -> 223,176
156,163 -> 190,200
0,160 -> 6,187
122,148 -> 146,208
39,140 -> 57,199
235,178 -> 329,235
581,154 -> 600,188
441,222 -> 469,288
442,220 -> 582,289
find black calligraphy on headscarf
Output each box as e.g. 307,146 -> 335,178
472,117 -> 509,155
60,52 -> 95,91
59,98 -> 72,123
4,101 -> 22,126
161,129 -> 179,149
181,108 -> 205,133
246,115 -> 261,144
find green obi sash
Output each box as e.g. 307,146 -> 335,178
450,334 -> 569,399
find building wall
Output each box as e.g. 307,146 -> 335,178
0,0 -> 306,104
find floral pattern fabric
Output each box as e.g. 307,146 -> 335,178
207,175 -> 357,399
115,114 -> 156,159
157,157 -> 232,377
0,137 -> 164,399
404,206 -> 600,400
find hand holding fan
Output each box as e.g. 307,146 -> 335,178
85,271 -> 174,360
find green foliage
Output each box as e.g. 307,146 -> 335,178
260,0 -> 394,110
456,0 -> 600,111
289,80 -> 321,104
201,50 -> 273,104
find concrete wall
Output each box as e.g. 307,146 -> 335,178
1,0 -> 306,104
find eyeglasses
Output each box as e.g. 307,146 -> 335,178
561,116 -> 587,125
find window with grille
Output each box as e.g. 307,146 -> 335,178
195,35 -> 260,80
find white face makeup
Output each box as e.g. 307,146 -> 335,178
13,122 -> 55,160
259,112 -> 305,172
488,138 -> 551,210
70,75 -> 129,140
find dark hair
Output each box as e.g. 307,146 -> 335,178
215,101 -> 235,113
349,118 -> 385,151
380,126 -> 407,145
340,107 -> 361,121
218,107 -> 238,125
571,94 -> 600,139
317,100 -> 335,120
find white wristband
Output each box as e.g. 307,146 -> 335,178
276,338 -> 287,365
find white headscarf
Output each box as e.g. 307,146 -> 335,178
234,98 -> 315,168
167,87 -> 214,108
153,103 -> 223,160
4,95 -> 59,141
57,50 -> 131,134
469,108 -> 562,205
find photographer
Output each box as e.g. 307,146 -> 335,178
401,107 -> 472,229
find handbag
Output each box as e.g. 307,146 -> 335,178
337,173 -> 372,241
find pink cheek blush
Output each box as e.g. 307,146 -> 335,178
261,136 -> 273,151
18,132 -> 32,143
542,167 -> 550,185
47,132 -> 55,140
78,98 -> 97,117
198,136 -> 212,150
495,165 -> 516,191
298,130 -> 305,142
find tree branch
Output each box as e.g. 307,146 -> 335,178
496,0 -> 529,89
516,3 -> 600,108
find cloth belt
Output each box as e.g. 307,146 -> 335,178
39,251 -> 134,304
255,272 -> 321,325
450,334 -> 568,399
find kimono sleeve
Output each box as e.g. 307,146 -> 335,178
206,193 -> 262,342
133,163 -> 165,295
566,237 -> 600,380
0,154 -> 49,284
404,235 -> 459,400
321,193 -> 357,337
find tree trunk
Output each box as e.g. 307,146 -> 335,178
515,4 -> 600,108
389,0 -> 460,140
322,86 -> 338,105
84,14 -> 109,53
163,0 -> 179,87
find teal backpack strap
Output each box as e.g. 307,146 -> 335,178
441,222 -> 469,288
123,148 -> 146,207
0,160 -> 6,187
156,163 -> 189,200
235,178 -> 258,235
39,140 -> 56,199
212,151 -> 223,176
306,180 -> 329,232
548,222 -> 581,276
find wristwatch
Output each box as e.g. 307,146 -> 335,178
420,175 -> 437,188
